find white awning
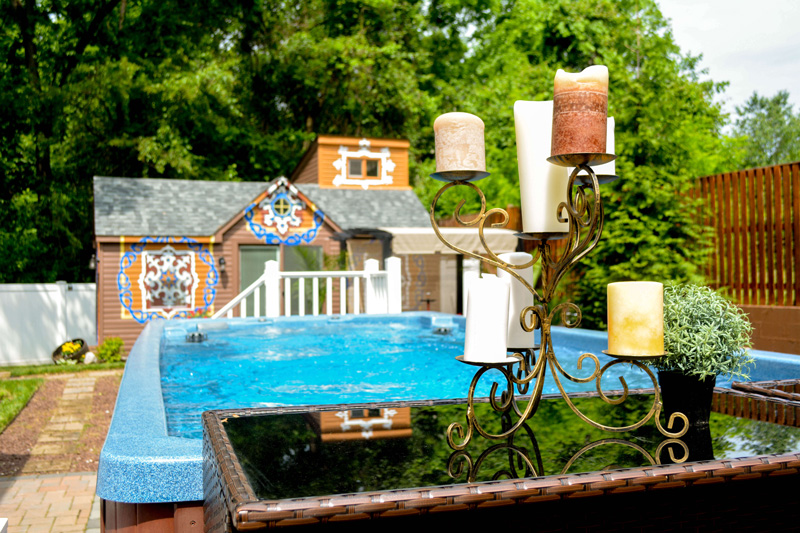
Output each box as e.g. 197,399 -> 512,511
379,227 -> 519,255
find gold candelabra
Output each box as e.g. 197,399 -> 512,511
429,155 -> 689,450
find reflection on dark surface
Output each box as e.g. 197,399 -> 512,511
222,395 -> 800,500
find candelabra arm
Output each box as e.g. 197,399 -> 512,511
429,180 -> 541,302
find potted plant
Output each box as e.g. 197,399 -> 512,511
653,284 -> 754,428
52,339 -> 89,364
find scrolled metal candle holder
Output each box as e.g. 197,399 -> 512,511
428,160 -> 689,450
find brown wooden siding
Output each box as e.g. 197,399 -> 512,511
316,140 -> 410,190
292,148 -> 318,184
101,499 -> 202,533
401,254 -> 441,312
96,217 -> 343,352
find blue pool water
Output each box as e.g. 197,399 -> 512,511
160,314 -> 656,439
99,312 -> 800,504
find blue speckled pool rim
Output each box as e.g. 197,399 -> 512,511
96,312 -> 800,504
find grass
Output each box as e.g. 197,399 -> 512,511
0,379 -> 44,432
0,361 -> 125,377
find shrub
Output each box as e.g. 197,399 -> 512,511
97,337 -> 125,363
653,284 -> 754,379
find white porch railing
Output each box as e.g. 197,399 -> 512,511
212,257 -> 402,319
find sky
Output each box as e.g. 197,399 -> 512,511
657,0 -> 800,119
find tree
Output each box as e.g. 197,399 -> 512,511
414,0 -> 728,329
732,90 -> 800,168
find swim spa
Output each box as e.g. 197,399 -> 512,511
97,312 -> 800,505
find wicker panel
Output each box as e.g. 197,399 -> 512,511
204,392 -> 800,531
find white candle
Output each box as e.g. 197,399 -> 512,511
607,282 -> 664,356
514,100 -> 569,234
551,65 -> 608,156
574,117 -> 615,177
463,275 -> 510,363
497,252 -> 535,349
433,112 -> 486,172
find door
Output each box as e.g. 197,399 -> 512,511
239,246 -> 280,316
283,245 -> 323,315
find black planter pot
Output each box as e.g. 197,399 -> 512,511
657,370 -> 717,429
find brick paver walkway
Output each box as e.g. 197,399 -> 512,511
0,473 -> 96,533
1,371 -> 121,532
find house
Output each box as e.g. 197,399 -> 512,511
93,135 -> 518,349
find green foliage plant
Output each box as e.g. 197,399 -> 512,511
0,379 -> 43,433
97,337 -> 125,363
653,284 -> 754,380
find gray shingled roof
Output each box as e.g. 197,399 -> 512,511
294,184 -> 430,230
93,176 -> 430,236
93,177 -> 267,236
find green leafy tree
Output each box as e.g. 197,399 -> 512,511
416,0 -> 728,328
732,90 -> 800,168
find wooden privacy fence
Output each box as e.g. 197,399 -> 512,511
696,162 -> 800,306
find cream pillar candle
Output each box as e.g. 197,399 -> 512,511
551,65 -> 608,156
433,112 -> 486,172
497,252 -> 535,349
463,274 -> 510,363
607,282 -> 664,356
514,101 -> 569,234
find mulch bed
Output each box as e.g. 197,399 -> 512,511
0,373 -> 121,476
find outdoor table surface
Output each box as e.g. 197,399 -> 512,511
203,389 -> 800,532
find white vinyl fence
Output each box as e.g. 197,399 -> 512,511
213,258 -> 402,319
0,282 -> 97,366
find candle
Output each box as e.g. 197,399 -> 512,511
463,275 -> 510,363
433,112 -> 486,172
574,117 -> 616,178
497,252 -> 535,349
551,65 -> 608,156
514,101 -> 569,233
607,282 -> 664,356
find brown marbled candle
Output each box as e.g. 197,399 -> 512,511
551,66 -> 608,156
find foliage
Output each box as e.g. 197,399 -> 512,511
731,90 -> 800,168
0,362 -> 125,377
97,337 -> 125,363
0,0 -> 735,294
412,0 -> 729,327
653,284 -> 754,380
0,379 -> 43,433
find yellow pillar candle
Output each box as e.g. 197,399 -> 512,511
514,100 -> 569,234
607,281 -> 664,356
433,112 -> 486,172
551,65 -> 608,156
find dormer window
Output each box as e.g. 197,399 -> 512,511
333,138 -> 396,189
348,158 -> 381,178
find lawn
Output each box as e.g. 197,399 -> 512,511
0,379 -> 43,432
0,361 -> 125,377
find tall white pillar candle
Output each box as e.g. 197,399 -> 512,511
607,282 -> 664,356
514,101 -> 569,234
574,117 -> 616,177
497,252 -> 535,349
463,275 -> 510,363
433,112 -> 486,172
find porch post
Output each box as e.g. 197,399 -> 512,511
264,260 -> 281,318
386,257 -> 402,314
